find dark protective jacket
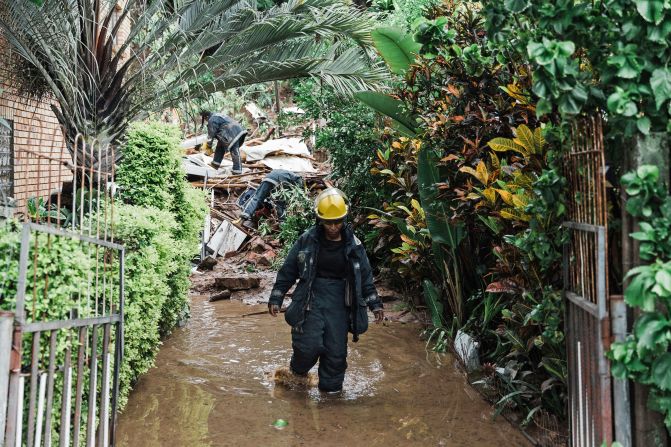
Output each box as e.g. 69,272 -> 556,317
269,224 -> 382,341
262,169 -> 302,187
207,113 -> 247,149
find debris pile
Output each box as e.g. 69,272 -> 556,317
184,107 -> 329,303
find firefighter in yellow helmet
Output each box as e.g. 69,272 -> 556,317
268,187 -> 384,393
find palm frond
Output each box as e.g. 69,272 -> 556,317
0,0 -> 390,169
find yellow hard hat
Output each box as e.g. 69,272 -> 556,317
314,188 -> 349,221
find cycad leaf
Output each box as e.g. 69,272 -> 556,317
371,27 -> 421,75
1,0 -> 386,170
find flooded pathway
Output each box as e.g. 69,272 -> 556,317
116,295 -> 531,446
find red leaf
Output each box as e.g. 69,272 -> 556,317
485,280 -> 521,294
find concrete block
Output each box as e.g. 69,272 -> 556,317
454,330 -> 480,373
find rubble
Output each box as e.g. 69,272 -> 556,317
214,276 -> 261,291
241,137 -> 316,173
181,107 -> 330,297
198,255 -> 218,271
208,290 -> 232,302
245,102 -> 267,123
183,153 -> 233,177
249,236 -> 273,253
244,250 -> 276,267
208,219 -> 248,257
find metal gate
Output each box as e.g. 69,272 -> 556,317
1,137 -> 124,447
563,115 -> 612,446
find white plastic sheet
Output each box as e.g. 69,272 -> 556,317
241,137 -> 311,162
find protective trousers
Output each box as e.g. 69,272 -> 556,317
240,180 -> 273,220
213,138 -> 243,173
290,277 -> 348,392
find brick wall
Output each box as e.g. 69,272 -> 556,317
0,34 -> 71,215
0,4 -> 131,215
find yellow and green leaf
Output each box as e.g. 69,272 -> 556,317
490,151 -> 501,170
513,124 -> 535,155
482,187 -> 497,204
487,137 -> 527,156
495,188 -> 515,206
500,208 -> 531,222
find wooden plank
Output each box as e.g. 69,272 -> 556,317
191,182 -> 260,190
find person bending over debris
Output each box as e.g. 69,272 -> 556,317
268,187 -> 384,393
201,110 -> 247,174
239,169 -> 303,228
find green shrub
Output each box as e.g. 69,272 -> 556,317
116,121 -> 207,335
0,219 -> 108,441
0,220 -> 94,320
270,184 -> 314,269
112,203 -> 179,407
116,122 -> 182,210
0,122 -> 207,422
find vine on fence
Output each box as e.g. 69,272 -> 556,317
608,165 -> 671,430
484,0 -> 671,135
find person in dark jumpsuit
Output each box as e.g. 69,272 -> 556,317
200,111 -> 247,174
239,169 -> 303,225
268,188 -> 384,392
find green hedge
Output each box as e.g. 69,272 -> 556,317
117,121 -> 207,335
112,203 -> 180,406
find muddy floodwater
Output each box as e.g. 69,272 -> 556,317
116,295 -> 531,446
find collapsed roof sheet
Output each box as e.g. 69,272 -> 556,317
241,137 -> 311,162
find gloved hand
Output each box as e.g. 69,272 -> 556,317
203,140 -> 215,155
373,309 -> 384,324
268,304 -> 280,317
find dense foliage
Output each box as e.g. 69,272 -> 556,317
484,0 -> 671,135
0,220 -> 101,443
116,122 -> 207,334
111,203 -> 183,406
358,3 -> 569,423
608,166 -> 671,429
293,79 -> 385,214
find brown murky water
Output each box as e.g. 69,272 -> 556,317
116,295 -> 531,447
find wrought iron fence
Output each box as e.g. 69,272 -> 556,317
1,134 -> 124,447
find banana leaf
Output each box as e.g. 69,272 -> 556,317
422,279 -> 444,329
354,91 -> 417,137
418,147 -> 465,323
417,147 -> 464,247
371,27 -> 421,75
